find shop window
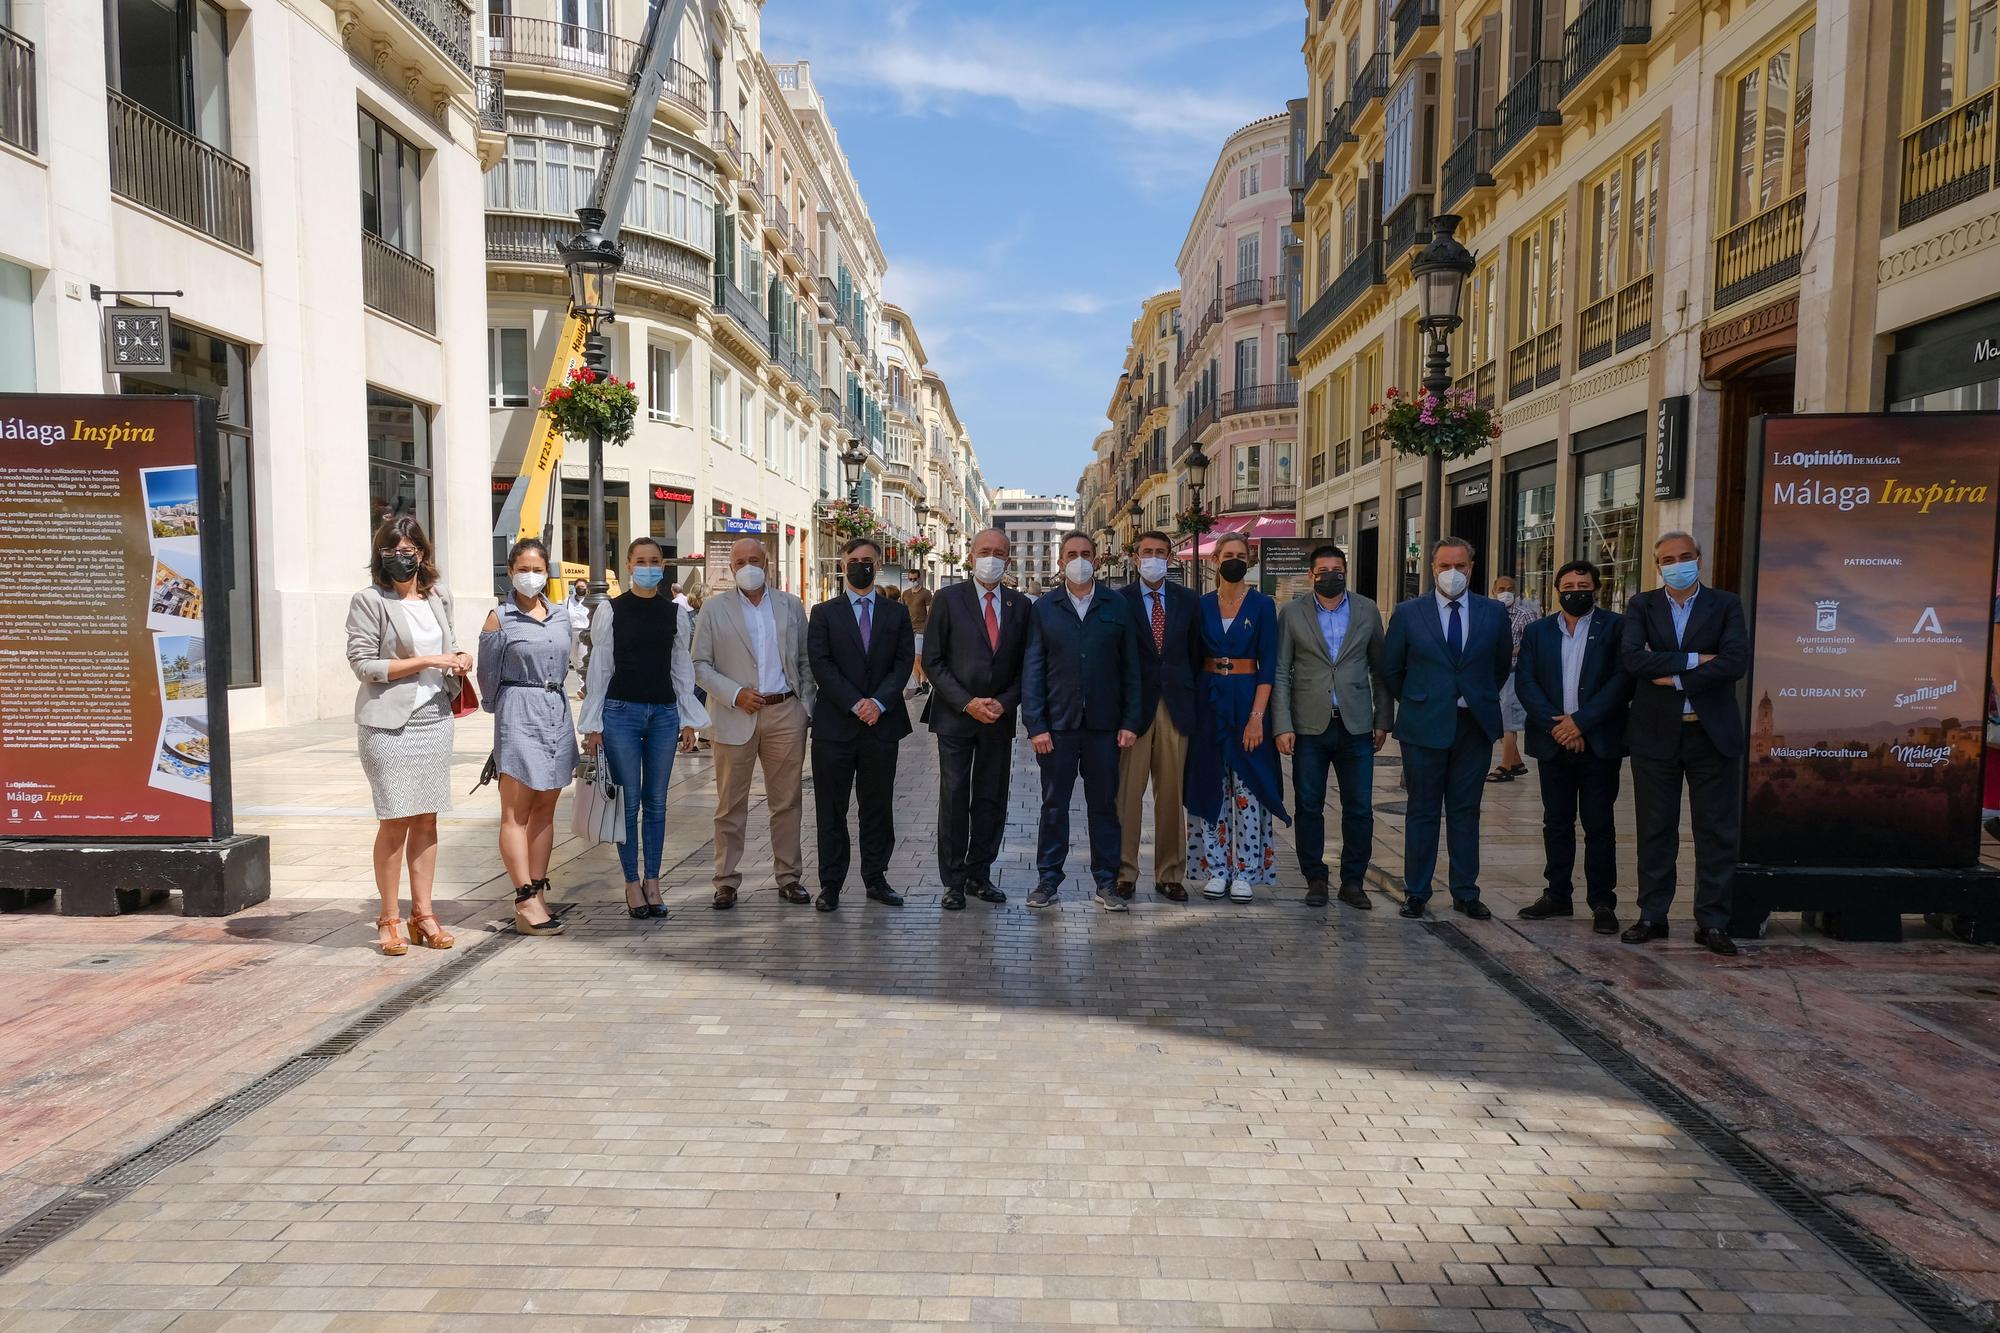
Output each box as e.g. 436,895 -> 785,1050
367,388 -> 433,545
1574,439 -> 1643,610
1505,459 -> 1556,613
1725,25 -> 1815,225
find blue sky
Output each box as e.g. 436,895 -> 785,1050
761,0 -> 1304,498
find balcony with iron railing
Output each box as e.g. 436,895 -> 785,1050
1393,0 -> 1440,58
709,108 -> 743,175
1383,192 -> 1432,265
1559,0 -> 1650,100
107,91 -> 253,252
1452,360 -> 1499,410
1173,398 -> 1221,461
1507,326 -> 1562,399
1439,127 -> 1494,211
475,65 -> 504,134
486,213 -> 708,297
1176,297 -> 1223,377
1577,272 -> 1655,367
1351,51 -> 1391,117
739,155 -> 764,212
1496,59 -> 1561,164
1713,192 -> 1804,308
361,232 -> 437,333
1899,87 -> 1997,228
1219,382 -> 1300,419
1,21 -> 36,154
1224,276 -> 1266,311
1295,238 -> 1385,352
486,15 -> 705,118
388,0 -> 474,74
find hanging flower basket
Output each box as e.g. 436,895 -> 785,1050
1174,502 -> 1215,537
539,367 -> 639,445
823,498 -> 882,540
906,537 -> 935,561
1371,385 -> 1500,462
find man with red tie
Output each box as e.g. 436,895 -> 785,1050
1114,530 -> 1204,901
921,528 -> 1033,910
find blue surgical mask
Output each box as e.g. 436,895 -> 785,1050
1661,560 -> 1700,591
630,566 -> 665,590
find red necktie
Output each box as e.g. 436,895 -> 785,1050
984,591 -> 1000,650
1150,590 -> 1165,653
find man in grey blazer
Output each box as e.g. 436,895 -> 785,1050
1274,543 -> 1392,908
691,538 -> 817,910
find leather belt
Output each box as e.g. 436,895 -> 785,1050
1207,657 -> 1257,675
500,680 -> 563,692
758,690 -> 795,704
1683,711 -> 1701,723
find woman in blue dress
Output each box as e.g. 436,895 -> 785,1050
1183,532 -> 1290,903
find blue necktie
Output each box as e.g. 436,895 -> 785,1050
858,596 -> 872,650
1447,598 -> 1463,659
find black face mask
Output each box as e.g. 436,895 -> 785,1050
846,561 -> 876,590
1314,572 -> 1346,600
1218,558 -> 1248,585
383,552 -> 420,584
1559,589 -> 1597,617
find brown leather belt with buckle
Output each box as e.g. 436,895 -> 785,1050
1207,657 -> 1258,675
1683,711 -> 1701,722
759,690 -> 794,704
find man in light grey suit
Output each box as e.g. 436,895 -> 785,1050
691,537 -> 817,910
1274,543 -> 1392,908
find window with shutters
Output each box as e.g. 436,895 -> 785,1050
1236,232 -> 1260,283
1450,19 -> 1502,145
1234,336 -> 1260,391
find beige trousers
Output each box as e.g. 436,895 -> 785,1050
711,696 -> 807,892
1118,699 -> 1189,886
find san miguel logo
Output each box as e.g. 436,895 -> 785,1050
1771,476 -> 1989,513
1894,680 -> 1959,709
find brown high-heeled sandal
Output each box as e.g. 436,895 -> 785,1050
409,912 -> 455,950
376,914 -> 409,956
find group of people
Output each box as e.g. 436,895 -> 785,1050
344,512 -> 1749,956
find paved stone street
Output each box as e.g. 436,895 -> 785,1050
0,721 -> 1935,1331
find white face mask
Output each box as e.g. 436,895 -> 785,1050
1138,557 -> 1169,584
1496,590 -> 1517,607
511,571 -> 548,599
1064,556 -> 1095,586
1435,568 -> 1469,599
734,564 -> 766,593
973,555 -> 1007,585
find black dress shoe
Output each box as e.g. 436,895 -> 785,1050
778,884 -> 811,905
1154,882 -> 1188,902
814,890 -> 840,912
866,885 -> 904,907
1337,883 -> 1373,910
1114,881 -> 1136,900
1592,909 -> 1620,935
1304,878 -> 1330,907
968,882 -> 1007,904
1453,899 -> 1493,921
942,887 -> 967,911
1398,900 -> 1426,919
1517,895 -> 1574,920
1695,926 -> 1740,956
1621,920 -> 1669,944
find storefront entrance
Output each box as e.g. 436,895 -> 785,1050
1448,469 -> 1490,596
1702,296 -> 1798,593
1355,500 -> 1381,605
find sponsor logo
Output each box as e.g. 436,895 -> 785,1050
1895,680 -> 1960,709
1814,600 -> 1839,632
1913,607 -> 1943,636
1891,742 -> 1954,769
1769,745 -> 1869,759
1771,450 -> 1903,467
1896,607 -> 1965,644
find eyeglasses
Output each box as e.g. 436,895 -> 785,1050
380,547 -> 421,557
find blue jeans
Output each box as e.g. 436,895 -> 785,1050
1292,722 -> 1374,887
599,699 -> 680,881
1401,709 -> 1489,906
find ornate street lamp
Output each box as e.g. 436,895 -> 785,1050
840,439 -> 868,503
1185,442 -> 1211,602
558,206 -> 624,613
1410,213 -> 1477,562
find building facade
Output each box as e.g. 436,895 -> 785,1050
1287,0 -> 2000,612
990,489 -> 1077,591
1,0 -> 495,727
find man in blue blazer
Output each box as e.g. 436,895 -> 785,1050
1514,560 -> 1633,935
1114,530 -> 1204,902
1381,536 -> 1514,920
1022,531 -> 1143,912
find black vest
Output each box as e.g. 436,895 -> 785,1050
607,592 -> 678,706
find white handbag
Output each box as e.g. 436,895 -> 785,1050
570,751 -> 626,845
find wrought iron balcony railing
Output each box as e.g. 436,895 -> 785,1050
1439,127 -> 1494,211
1451,361 -> 1498,410
1352,51 -> 1391,109
1224,277 -> 1265,311
1384,192 -> 1432,263
1295,239 -> 1385,352
107,91 -> 253,252
1219,382 -> 1300,418
1615,272 -> 1653,352
1393,0 -> 1440,56
709,108 -> 742,172
1507,326 -> 1562,399
1496,59 -> 1561,162
1898,88 -> 1997,228
1713,192 -> 1805,308
0,22 -> 35,155
475,65 -> 504,133
485,213 -> 709,297
487,15 -> 704,115
362,231 -> 437,333
1560,0 -> 1651,98
390,0 -> 474,74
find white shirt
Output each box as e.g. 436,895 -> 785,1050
576,598 -> 712,734
1558,611 -> 1593,716
1434,588 -> 1469,708
741,591 -> 789,694
1066,582 -> 1096,619
398,600 -> 445,706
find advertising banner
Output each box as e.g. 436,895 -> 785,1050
1257,538 -> 1318,604
1742,414 -> 2000,867
703,529 -> 779,592
0,395 -> 230,840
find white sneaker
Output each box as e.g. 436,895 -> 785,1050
1202,876 -> 1231,899
1229,881 -> 1253,903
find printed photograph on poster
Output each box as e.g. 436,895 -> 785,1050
149,713 -> 213,799
155,634 -> 206,706
147,551 -> 204,634
141,464 -> 201,570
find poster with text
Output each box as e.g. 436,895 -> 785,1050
0,395 -> 222,838
1742,414 -> 2000,867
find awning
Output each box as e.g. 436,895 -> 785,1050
1173,512 -> 1294,559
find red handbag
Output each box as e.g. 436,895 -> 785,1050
450,673 -> 479,718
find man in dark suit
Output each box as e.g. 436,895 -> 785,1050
1514,559 -> 1634,935
1618,530 -> 1750,955
1381,536 -> 1515,921
922,528 -> 1033,910
1114,530 -> 1204,902
806,536 -> 915,912
1021,531 -> 1143,912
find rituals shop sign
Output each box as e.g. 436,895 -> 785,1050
1741,414 -> 2000,867
0,395 -> 233,840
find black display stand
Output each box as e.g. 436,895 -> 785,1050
1732,864 -> 2000,943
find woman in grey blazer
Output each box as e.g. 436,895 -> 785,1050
346,516 -> 471,956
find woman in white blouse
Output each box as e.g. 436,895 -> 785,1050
579,537 -> 709,918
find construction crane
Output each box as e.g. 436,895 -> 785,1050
490,0 -> 699,601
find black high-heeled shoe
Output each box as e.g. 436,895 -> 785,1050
643,878 -> 669,919
622,881 -> 649,919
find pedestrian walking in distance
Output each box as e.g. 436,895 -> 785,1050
923,528 -> 1032,910
345,514 -> 468,955
1381,536 -> 1514,921
1514,560 -> 1633,935
1273,543 -> 1392,909
1488,574 -> 1540,784
1184,532 -> 1290,903
477,538 -> 577,937
902,569 -> 934,697
807,536 -> 916,912
579,537 -> 708,921
1115,530 -> 1203,903
1021,531 -> 1142,912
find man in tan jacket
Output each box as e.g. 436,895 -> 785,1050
901,569 -> 934,696
691,538 -> 816,910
